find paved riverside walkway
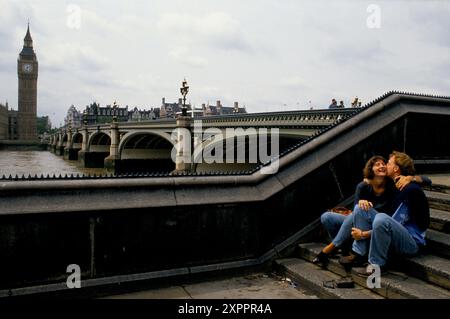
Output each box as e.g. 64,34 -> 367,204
104,273 -> 318,299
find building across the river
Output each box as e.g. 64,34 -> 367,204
65,102 -> 161,128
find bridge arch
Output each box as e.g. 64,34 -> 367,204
87,131 -> 111,152
192,129 -> 305,173
193,129 -> 302,163
118,130 -> 174,156
71,132 -> 83,149
79,131 -> 111,168
117,130 -> 175,174
193,128 -> 257,163
62,134 -> 68,147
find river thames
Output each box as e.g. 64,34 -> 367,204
0,150 -> 107,177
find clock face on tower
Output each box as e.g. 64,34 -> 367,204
22,63 -> 33,73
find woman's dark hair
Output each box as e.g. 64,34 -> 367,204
363,156 -> 386,179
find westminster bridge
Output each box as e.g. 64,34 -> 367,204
48,108 -> 356,174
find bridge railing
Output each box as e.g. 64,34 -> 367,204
197,108 -> 356,123
55,108 -> 357,134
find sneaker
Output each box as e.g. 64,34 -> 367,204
312,251 -> 329,265
339,251 -> 367,267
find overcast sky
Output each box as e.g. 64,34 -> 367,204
0,0 -> 449,127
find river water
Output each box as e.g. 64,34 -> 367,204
0,150 -> 108,177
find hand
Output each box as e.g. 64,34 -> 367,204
396,175 -> 413,191
351,227 -> 365,240
358,200 -> 373,211
363,178 -> 370,184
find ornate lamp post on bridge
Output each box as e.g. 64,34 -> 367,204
180,78 -> 190,117
112,100 -> 118,123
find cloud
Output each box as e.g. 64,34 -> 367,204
40,44 -> 108,73
325,38 -> 395,72
279,76 -> 309,90
197,11 -> 251,52
79,8 -> 127,37
0,30 -> 14,51
157,11 -> 252,56
0,0 -> 37,50
168,46 -> 208,68
406,1 -> 450,48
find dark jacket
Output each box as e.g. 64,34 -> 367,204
391,183 -> 430,232
354,179 -> 397,214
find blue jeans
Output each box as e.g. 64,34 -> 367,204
321,211 -> 353,248
352,207 -> 419,266
351,206 -> 378,257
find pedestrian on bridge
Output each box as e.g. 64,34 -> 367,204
329,99 -> 338,109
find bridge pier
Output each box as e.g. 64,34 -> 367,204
55,145 -> 65,156
173,115 -> 192,174
104,157 -> 119,174
104,120 -> 120,174
64,148 -> 80,160
55,131 -> 66,156
63,128 -> 74,160
51,134 -> 59,153
47,137 -> 54,153
78,150 -> 109,168
49,143 -> 56,153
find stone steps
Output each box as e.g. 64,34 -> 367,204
430,208 -> 450,233
425,184 -> 450,195
425,191 -> 450,211
426,229 -> 450,259
298,241 -> 450,291
294,243 -> 450,299
404,254 -> 450,290
275,258 -> 383,299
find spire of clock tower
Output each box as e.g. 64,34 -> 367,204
20,23 -> 36,60
24,22 -> 33,47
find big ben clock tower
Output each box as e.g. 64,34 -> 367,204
17,23 -> 38,140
